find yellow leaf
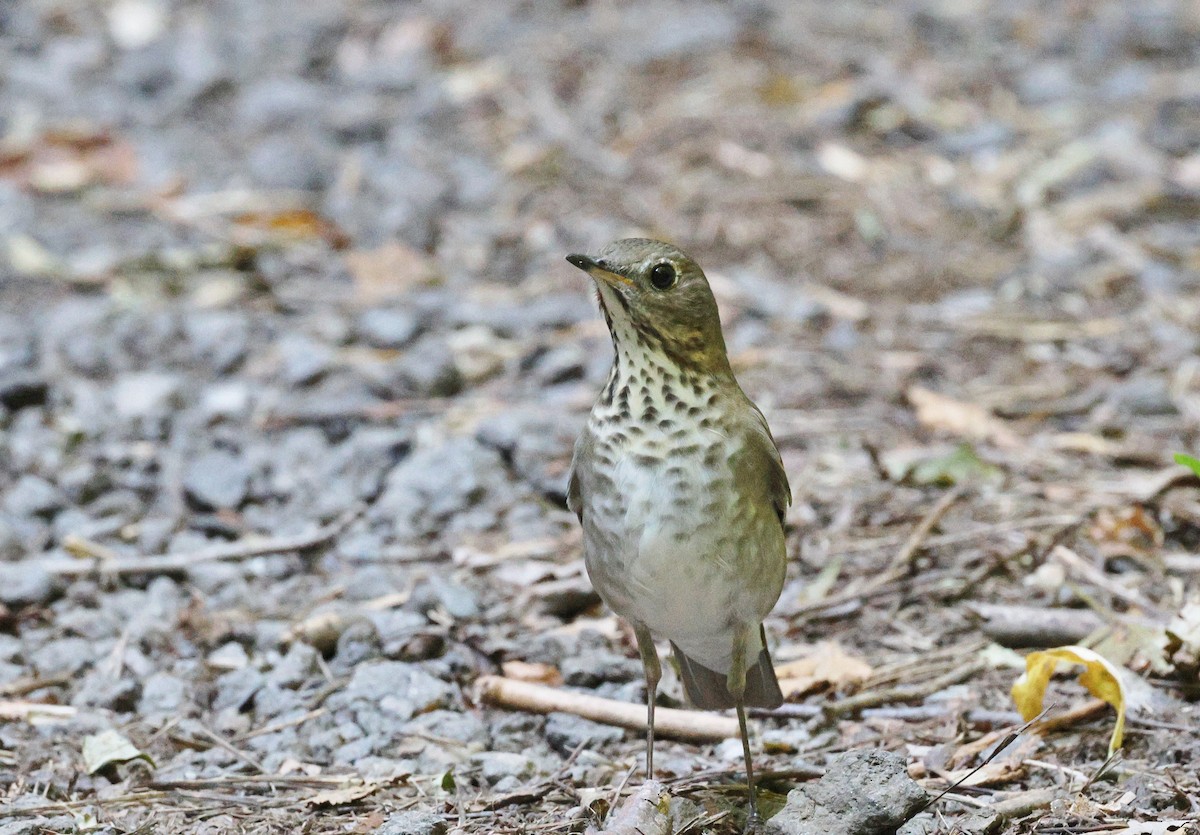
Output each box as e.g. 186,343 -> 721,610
1011,645 -> 1126,756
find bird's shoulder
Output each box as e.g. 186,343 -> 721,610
729,402 -> 791,526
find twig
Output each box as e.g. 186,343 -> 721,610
0,675 -> 70,698
1050,545 -> 1166,617
985,787 -> 1058,820
235,708 -> 327,742
921,705 -> 1053,813
42,504 -> 363,578
797,487 -> 965,616
0,700 -> 77,722
825,660 -> 988,717
476,675 -> 739,741
968,602 -> 1106,648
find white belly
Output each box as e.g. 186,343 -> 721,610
582,427 -> 784,673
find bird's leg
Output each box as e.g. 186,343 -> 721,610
728,625 -> 760,831
631,622 -> 660,780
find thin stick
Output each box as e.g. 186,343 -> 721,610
477,675 -> 739,742
825,660 -> 988,717
798,487 -> 965,616
43,504 -> 363,578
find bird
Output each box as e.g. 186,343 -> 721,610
564,238 -> 790,825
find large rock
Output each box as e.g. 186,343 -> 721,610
372,811 -> 446,835
771,749 -> 928,835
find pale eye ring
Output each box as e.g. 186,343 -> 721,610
649,262 -> 676,290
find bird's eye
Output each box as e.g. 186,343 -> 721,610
649,262 -> 676,290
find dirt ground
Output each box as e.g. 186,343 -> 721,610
1,0 -> 1199,833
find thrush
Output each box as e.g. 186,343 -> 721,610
565,238 -> 790,824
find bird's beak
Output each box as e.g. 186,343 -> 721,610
566,254 -> 633,287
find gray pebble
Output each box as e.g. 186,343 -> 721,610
0,563 -> 59,605
184,450 -> 252,510
212,667 -> 266,712
0,371 -> 49,411
277,334 -> 335,387
395,335 -> 462,396
139,672 -> 191,716
72,671 -> 141,712
4,475 -> 64,519
32,636 -> 94,676
473,750 -> 535,785
357,309 -> 423,349
373,811 -> 447,835
544,711 -> 625,755
112,371 -> 180,420
269,642 -> 321,689
332,619 -> 383,671
335,661 -> 455,721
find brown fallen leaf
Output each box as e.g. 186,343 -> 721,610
233,209 -> 350,249
907,385 -> 1022,449
0,126 -> 138,194
501,660 -> 564,687
344,241 -> 441,304
776,641 -> 872,699
1088,505 -> 1163,562
304,778 -> 406,808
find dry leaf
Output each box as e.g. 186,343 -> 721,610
1088,505 -> 1163,562
1,127 -> 138,194
1163,599 -> 1200,674
907,385 -> 1022,449
303,782 -> 382,808
776,641 -> 872,698
501,660 -> 563,687
344,242 -> 440,304
233,209 -> 350,249
1012,645 -> 1126,756
82,730 -> 154,774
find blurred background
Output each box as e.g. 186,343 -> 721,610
1,1 -> 1199,832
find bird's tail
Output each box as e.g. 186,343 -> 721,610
671,626 -> 783,710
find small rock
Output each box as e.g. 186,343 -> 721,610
207,642 -> 250,671
139,672 -> 191,716
591,780 -> 671,835
0,563 -> 60,605
4,475 -> 64,519
473,750 -> 535,785
333,619 -> 383,670
395,334 -> 462,396
72,671 -> 141,712
277,334 -> 334,387
335,661 -> 455,721
544,711 -> 625,755
183,450 -> 252,510
1149,96 -> 1200,155
269,642 -> 321,688
199,381 -> 252,423
212,667 -> 266,712
0,371 -> 49,411
373,810 -> 447,835
0,819 -> 51,835
112,371 -> 180,420
770,749 -> 927,835
32,636 -> 94,676
560,651 -> 641,688
358,309 -> 423,349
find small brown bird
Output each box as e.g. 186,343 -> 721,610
565,239 -> 789,823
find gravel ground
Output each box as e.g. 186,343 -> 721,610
1,1 -> 1199,833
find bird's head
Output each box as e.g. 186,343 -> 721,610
566,238 -> 730,375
